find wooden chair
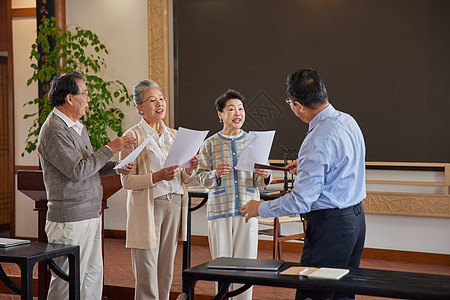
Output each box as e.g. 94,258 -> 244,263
258,215 -> 306,260
258,146 -> 306,260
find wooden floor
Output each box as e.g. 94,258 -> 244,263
1,238 -> 450,299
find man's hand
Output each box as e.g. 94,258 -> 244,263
107,135 -> 137,153
186,155 -> 199,175
286,160 -> 298,175
116,162 -> 134,175
153,165 -> 179,183
242,200 -> 263,223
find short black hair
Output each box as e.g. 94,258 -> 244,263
286,68 -> 328,108
215,89 -> 245,112
48,71 -> 85,107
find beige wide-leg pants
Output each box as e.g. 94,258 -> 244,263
131,194 -> 182,300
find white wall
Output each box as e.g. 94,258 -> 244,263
12,0 -> 450,255
13,16 -> 39,238
65,0 -> 149,230
190,169 -> 450,255
13,0 -> 148,236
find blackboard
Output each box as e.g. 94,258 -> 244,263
174,0 -> 450,162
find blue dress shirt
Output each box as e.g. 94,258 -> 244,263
258,104 -> 366,217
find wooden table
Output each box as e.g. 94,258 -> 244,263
0,243 -> 80,300
182,259 -> 450,300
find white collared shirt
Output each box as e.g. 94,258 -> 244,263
53,107 -> 84,136
140,118 -> 184,198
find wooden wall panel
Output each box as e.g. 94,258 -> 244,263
364,192 -> 450,218
0,0 -> 7,51
0,57 -> 10,224
148,0 -> 170,125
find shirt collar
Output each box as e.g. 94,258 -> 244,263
307,104 -> 335,135
53,107 -> 84,136
219,130 -> 245,139
217,130 -> 246,141
139,117 -> 168,137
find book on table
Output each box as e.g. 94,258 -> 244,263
280,266 -> 350,279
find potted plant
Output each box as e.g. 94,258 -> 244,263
22,17 -> 132,156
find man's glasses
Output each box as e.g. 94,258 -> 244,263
286,98 -> 294,105
76,91 -> 90,98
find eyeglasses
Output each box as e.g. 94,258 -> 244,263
286,98 -> 294,105
142,96 -> 166,104
76,91 -> 90,98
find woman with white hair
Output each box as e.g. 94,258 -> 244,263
119,79 -> 198,300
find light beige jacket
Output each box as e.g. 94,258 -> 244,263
119,120 -> 194,249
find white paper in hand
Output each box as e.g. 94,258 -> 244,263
114,135 -> 152,170
163,127 -> 209,168
235,130 -> 275,172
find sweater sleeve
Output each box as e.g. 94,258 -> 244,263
196,139 -> 220,188
99,160 -> 119,176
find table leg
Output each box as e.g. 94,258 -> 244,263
21,262 -> 33,300
37,261 -> 49,300
183,196 -> 192,270
67,252 -> 80,300
212,282 -> 230,300
182,275 -> 197,300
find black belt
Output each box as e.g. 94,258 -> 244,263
301,202 -> 362,221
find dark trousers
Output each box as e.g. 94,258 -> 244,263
295,202 -> 366,300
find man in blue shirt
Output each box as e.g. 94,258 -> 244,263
243,68 -> 366,300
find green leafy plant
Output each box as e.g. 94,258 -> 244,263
23,17 -> 131,156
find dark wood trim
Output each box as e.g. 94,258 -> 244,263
104,229 -> 126,239
102,285 -> 134,300
0,223 -> 10,231
11,7 -> 35,18
6,0 -> 15,239
14,165 -> 40,173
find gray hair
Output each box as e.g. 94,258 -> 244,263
132,79 -> 160,115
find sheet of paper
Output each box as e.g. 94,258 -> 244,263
163,127 -> 209,168
235,130 -> 275,172
114,135 -> 152,170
